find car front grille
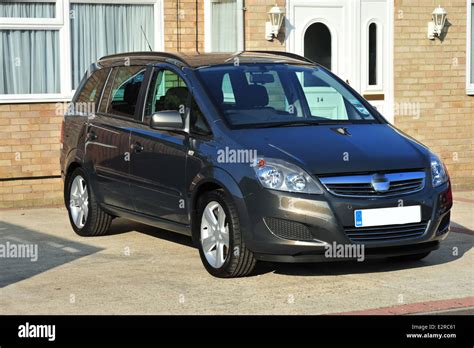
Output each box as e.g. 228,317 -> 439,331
345,221 -> 428,243
319,171 -> 425,197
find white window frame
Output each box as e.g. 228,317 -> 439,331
467,0 -> 474,95
204,0 -> 244,53
0,0 -> 164,103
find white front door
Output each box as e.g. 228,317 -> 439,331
286,0 -> 393,122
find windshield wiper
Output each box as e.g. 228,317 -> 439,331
248,120 -> 353,128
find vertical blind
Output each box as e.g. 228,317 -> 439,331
70,3 -> 155,89
0,30 -> 60,94
211,0 -> 238,52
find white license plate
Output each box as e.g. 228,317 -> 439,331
354,206 -> 421,228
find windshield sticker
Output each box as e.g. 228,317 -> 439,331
350,100 -> 371,115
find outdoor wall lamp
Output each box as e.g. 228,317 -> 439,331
427,5 -> 447,40
265,5 -> 285,41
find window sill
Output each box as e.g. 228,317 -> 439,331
0,94 -> 73,104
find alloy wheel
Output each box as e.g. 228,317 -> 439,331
200,201 -> 230,268
69,175 -> 89,229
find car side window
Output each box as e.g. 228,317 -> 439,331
144,69 -> 189,121
75,68 -> 109,112
100,66 -> 146,119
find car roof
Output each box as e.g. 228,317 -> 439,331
97,51 -> 316,69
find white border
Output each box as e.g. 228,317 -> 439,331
0,0 -> 164,104
204,0 -> 244,53
467,0 -> 474,95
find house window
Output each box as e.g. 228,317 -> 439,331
0,30 -> 60,94
364,20 -> 383,91
0,0 -> 163,103
0,1 -> 55,18
205,0 -> 243,52
70,3 -> 154,89
368,23 -> 377,86
468,0 -> 474,94
0,1 -> 60,95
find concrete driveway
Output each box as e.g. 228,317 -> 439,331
0,191 -> 473,315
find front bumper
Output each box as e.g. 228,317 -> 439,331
242,181 -> 452,262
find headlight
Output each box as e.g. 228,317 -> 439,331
430,154 -> 448,187
253,158 -> 323,194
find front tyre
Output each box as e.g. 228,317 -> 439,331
197,190 -> 256,278
66,167 -> 112,237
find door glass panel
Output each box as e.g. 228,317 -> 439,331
144,69 -> 189,120
304,23 -> 331,70
106,66 -> 146,118
369,23 -> 377,86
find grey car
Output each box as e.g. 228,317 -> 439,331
60,51 -> 452,278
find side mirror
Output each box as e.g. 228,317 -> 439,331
150,111 -> 184,130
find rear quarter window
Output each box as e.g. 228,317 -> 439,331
99,66 -> 147,119
74,68 -> 110,114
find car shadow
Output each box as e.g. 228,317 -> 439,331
106,218 -> 473,278
0,221 -> 103,288
108,218 -> 195,248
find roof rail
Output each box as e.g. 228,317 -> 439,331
98,51 -> 190,67
246,51 -> 315,64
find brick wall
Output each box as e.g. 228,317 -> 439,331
0,103 -> 63,208
245,0 -> 286,51
393,0 -> 473,189
163,0 -> 204,52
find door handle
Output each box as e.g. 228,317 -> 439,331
131,142 -> 144,153
86,131 -> 97,141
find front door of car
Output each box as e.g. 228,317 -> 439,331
85,65 -> 147,210
128,67 -> 189,224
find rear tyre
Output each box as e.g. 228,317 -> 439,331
197,189 -> 256,278
66,167 -> 112,237
390,251 -> 431,262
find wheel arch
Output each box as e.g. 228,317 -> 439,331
189,168 -> 251,246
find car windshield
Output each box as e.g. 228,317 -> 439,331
196,64 -> 379,128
